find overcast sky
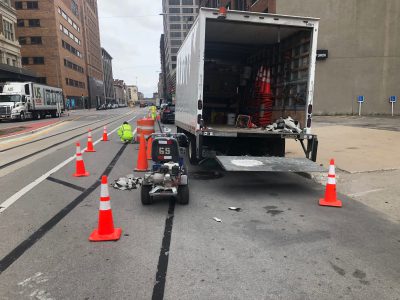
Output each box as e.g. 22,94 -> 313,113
97,1 -> 163,97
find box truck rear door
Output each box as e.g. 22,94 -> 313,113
216,156 -> 325,172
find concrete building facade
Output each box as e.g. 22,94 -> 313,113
126,85 -> 138,107
101,47 -> 114,105
12,0 -> 88,108
80,0 -> 104,108
199,0 -> 400,115
0,0 -> 38,82
161,0 -> 199,99
0,0 -> 20,67
274,0 -> 400,115
113,79 -> 127,107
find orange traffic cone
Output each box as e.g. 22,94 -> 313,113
85,129 -> 96,152
102,126 -> 109,141
264,68 -> 271,94
147,136 -> 153,160
319,159 -> 342,207
135,133 -> 149,171
73,142 -> 89,177
89,175 -> 122,241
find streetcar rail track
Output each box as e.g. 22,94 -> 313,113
0,112 -> 131,153
0,112 -> 137,170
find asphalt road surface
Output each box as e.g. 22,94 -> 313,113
0,108 -> 399,300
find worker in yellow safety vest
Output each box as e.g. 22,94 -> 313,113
149,105 -> 157,120
117,121 -> 133,143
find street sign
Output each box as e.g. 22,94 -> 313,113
357,96 -> 365,103
389,96 -> 397,103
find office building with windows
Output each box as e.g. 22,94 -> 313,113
12,0 -> 88,108
161,0 -> 199,100
81,0 -> 104,108
101,47 -> 114,105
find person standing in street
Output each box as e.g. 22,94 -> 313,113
117,121 -> 133,143
150,105 -> 157,120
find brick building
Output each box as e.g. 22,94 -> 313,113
13,0 -> 88,108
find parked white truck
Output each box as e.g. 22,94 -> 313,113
0,82 -> 64,121
175,8 -> 323,172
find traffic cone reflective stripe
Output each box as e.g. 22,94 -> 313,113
102,126 -> 109,141
73,142 -> 89,177
147,137 -> 153,160
86,129 -> 96,152
89,176 -> 122,241
319,159 -> 342,207
135,133 -> 149,171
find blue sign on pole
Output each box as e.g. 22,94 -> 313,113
357,96 -> 365,103
389,96 -> 397,103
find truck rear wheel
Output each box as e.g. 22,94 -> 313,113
141,185 -> 153,205
177,185 -> 189,205
188,138 -> 199,165
20,112 -> 25,121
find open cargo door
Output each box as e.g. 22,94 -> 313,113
216,156 -> 324,172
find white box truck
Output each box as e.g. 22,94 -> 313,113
0,82 -> 64,121
175,8 -> 323,172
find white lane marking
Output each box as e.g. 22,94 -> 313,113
18,272 -> 53,300
348,188 -> 384,197
0,115 -> 137,214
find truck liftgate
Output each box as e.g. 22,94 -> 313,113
216,156 -> 325,172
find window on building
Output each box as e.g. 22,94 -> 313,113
182,0 -> 193,4
170,24 -> 181,30
3,20 -> 14,41
33,57 -> 44,64
171,48 -> 179,54
170,32 -> 181,38
37,77 -> 47,84
171,56 -> 177,62
182,8 -> 193,13
71,0 -> 79,17
19,37 -> 27,45
22,57 -> 29,65
17,19 -> 25,27
169,16 -> 180,22
14,1 -> 22,9
169,8 -> 180,13
30,36 -> 42,44
172,64 -> 176,69
12,59 -> 17,67
169,0 -> 180,4
28,19 -> 40,27
171,40 -> 182,45
26,1 -> 38,9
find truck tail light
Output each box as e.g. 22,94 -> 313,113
218,7 -> 227,19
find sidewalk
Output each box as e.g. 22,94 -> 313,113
286,115 -> 400,223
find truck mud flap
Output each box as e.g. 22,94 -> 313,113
216,156 -> 325,172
